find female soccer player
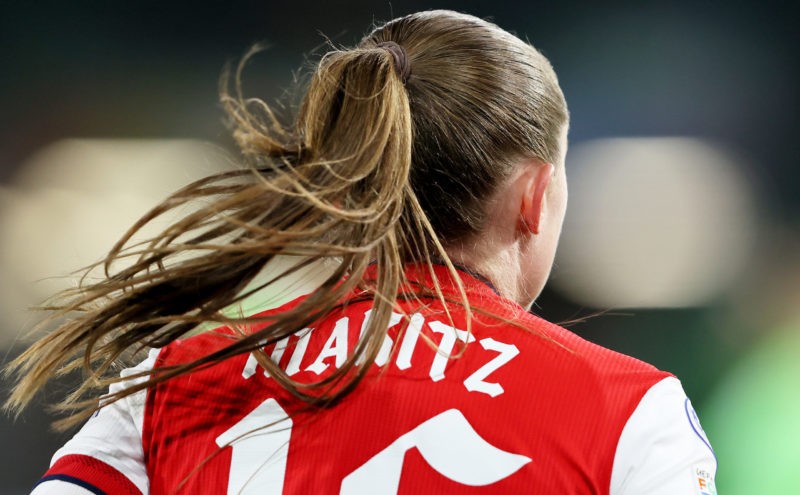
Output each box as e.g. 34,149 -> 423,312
7,10 -> 716,495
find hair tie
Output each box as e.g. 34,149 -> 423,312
377,41 -> 411,84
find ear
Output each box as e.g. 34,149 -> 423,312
519,162 -> 555,235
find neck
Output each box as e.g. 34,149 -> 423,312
445,238 -> 536,309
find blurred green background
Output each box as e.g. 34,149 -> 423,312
1,1 -> 797,492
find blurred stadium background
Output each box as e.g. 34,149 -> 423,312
1,1 -> 797,492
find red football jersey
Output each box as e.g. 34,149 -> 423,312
32,265 -> 717,495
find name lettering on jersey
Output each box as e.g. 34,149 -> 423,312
357,309 -> 403,366
428,321 -> 475,381
307,318 -> 349,374
395,312 -> 425,370
241,309 -> 519,397
464,338 -> 519,397
241,329 -> 312,380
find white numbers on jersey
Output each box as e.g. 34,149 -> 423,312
215,398 -> 291,495
340,408 -> 532,494
217,400 -> 531,494
241,310 -> 519,398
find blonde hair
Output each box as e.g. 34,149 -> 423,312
5,10 -> 568,429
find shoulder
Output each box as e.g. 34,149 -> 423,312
33,350 -> 160,495
610,376 -> 717,494
511,310 -> 672,390
154,329 -> 237,366
508,314 -> 717,494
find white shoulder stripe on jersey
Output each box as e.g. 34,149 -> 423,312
111,348 -> 160,436
49,349 -> 160,495
609,376 -> 717,495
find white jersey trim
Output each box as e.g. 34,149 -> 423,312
48,348 -> 160,495
610,376 -> 717,495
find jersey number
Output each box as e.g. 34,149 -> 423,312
216,399 -> 531,494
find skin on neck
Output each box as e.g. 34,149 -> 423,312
446,147 -> 568,309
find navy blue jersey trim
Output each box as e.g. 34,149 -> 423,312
684,397 -> 717,461
427,259 -> 500,295
447,262 -> 500,295
367,259 -> 501,296
35,474 -> 106,495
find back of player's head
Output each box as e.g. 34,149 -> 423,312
231,9 -> 569,253
361,10 -> 568,244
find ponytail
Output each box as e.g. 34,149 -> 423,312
4,43 -> 452,430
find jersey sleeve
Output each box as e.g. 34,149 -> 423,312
610,376 -> 718,495
31,349 -> 160,495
